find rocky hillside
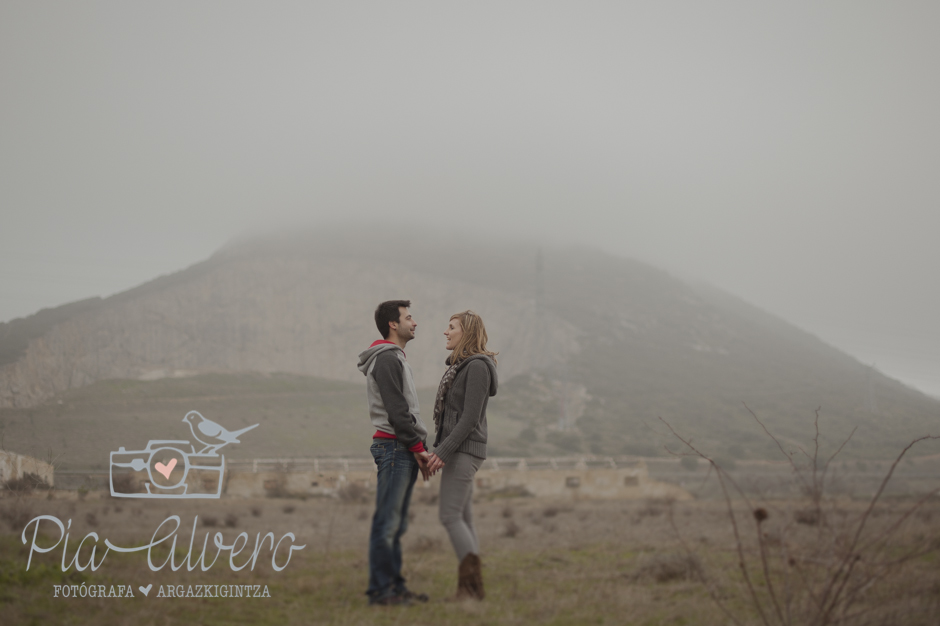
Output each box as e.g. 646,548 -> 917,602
2,228 -> 937,459
0,232 -> 578,406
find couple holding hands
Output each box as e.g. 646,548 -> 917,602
357,300 -> 498,606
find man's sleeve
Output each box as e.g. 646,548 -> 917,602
372,352 -> 424,451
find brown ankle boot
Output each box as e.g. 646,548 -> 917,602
457,553 -> 484,600
470,554 -> 485,600
457,553 -> 476,599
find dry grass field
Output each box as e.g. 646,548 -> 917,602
3,371 -> 937,624
2,478 -> 938,626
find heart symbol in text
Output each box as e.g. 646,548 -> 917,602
154,459 -> 177,479
139,584 -> 152,597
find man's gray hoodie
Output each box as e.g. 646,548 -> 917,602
357,342 -> 428,450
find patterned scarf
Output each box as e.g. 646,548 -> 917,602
432,359 -> 461,429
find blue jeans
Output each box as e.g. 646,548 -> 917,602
367,439 -> 419,601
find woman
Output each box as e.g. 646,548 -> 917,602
427,310 -> 498,600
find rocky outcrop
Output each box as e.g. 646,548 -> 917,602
0,450 -> 55,487
0,249 -> 579,407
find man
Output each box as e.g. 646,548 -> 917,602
357,300 -> 431,606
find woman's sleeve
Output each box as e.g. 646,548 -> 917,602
433,361 -> 490,464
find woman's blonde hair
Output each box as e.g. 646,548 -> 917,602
448,310 -> 498,365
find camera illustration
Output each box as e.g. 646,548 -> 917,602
110,440 -> 226,499
109,412 -> 258,499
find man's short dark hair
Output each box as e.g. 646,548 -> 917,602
375,300 -> 411,339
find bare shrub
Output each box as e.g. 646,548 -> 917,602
202,516 -> 218,527
503,519 -> 521,538
639,500 -> 666,518
631,553 -> 704,583
794,508 -> 820,526
85,512 -> 98,527
760,528 -> 783,548
224,513 -> 238,528
0,500 -> 34,531
488,485 -> 533,499
250,506 -> 262,517
412,535 -> 442,553
263,471 -> 290,498
661,406 -> 940,626
4,472 -> 51,493
502,505 -> 514,519
337,482 -> 368,503
283,505 -> 295,514
543,506 -> 559,517
109,473 -> 139,496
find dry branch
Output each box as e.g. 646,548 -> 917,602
661,409 -> 940,626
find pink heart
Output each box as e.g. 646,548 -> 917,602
155,458 -> 178,479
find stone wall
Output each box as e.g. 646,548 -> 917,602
221,457 -> 692,501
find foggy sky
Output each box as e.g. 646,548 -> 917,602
2,2 -> 939,395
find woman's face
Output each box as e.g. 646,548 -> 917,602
444,318 -> 463,351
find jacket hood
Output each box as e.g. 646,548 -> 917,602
454,354 -> 498,396
357,343 -> 402,376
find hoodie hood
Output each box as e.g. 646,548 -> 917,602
455,354 -> 499,397
357,342 -> 402,376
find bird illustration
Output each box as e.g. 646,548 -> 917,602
182,411 -> 259,455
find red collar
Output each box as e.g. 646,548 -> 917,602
369,339 -> 405,357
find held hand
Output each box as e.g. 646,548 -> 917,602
427,453 -> 445,475
413,450 -> 431,482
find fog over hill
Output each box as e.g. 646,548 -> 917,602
1,229 -> 937,460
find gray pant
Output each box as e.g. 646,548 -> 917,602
438,452 -> 484,561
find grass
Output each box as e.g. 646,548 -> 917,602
0,372 -> 525,469
0,538 -> 723,626
2,490 -> 937,626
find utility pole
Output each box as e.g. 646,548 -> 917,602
535,246 -> 567,431
535,247 -> 544,319
534,247 -> 545,371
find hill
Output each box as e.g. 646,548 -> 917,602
1,229 -> 937,462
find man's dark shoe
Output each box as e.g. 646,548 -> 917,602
369,594 -> 412,607
401,590 -> 429,603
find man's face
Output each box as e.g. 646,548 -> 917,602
390,307 -> 417,344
